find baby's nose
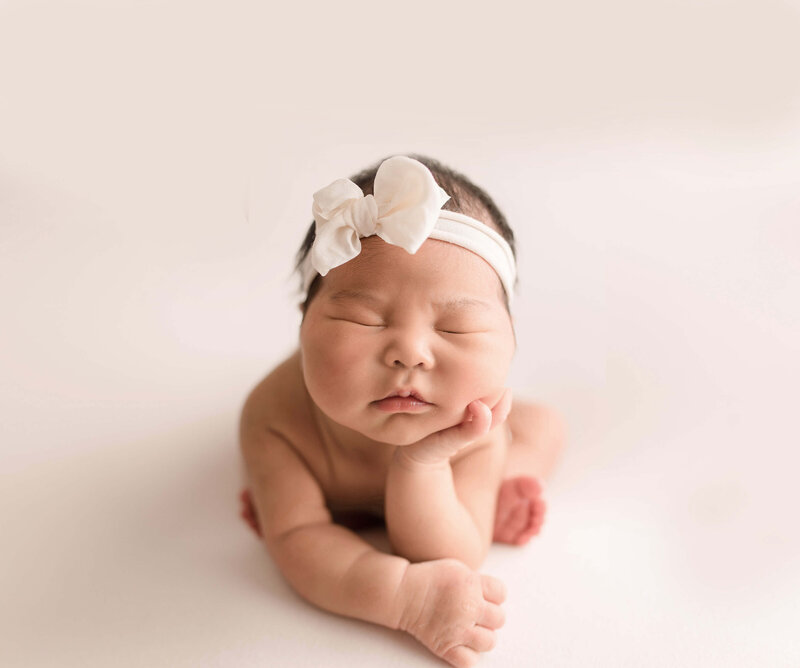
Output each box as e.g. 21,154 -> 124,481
384,335 -> 434,370
392,358 -> 426,369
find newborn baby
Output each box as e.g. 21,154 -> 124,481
239,155 -> 565,668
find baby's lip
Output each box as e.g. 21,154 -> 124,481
376,388 -> 430,404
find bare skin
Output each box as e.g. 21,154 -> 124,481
241,391 -> 564,545
240,235 -> 566,668
239,350 -> 564,668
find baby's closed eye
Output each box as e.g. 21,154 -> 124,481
435,318 -> 491,335
324,306 -> 490,334
326,308 -> 385,327
330,317 -> 385,327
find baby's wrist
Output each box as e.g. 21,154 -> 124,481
394,561 -> 433,633
391,446 -> 451,471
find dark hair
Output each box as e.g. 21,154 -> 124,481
295,153 -> 516,312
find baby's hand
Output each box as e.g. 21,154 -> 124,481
396,558 -> 507,668
398,389 -> 512,466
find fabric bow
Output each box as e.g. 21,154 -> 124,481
310,155 -> 451,277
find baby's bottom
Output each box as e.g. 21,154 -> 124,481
239,400 -> 565,547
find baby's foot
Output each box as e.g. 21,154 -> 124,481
239,489 -> 262,537
492,476 -> 546,546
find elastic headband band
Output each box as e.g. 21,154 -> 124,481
427,210 -> 517,305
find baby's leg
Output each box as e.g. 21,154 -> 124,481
493,401 -> 566,546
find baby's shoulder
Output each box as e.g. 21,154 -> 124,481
239,349 -> 314,445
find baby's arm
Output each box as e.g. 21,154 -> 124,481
240,423 -> 506,667
241,425 -> 407,628
385,395 -> 510,570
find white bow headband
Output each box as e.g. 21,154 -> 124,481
300,155 -> 517,306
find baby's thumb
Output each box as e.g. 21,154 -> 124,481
463,400 -> 493,436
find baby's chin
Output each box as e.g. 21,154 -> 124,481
363,412 -> 461,446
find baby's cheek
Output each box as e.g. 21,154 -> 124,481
472,373 -> 507,405
451,343 -> 512,397
302,335 -> 361,398
441,370 -> 497,412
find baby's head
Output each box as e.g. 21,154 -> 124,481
296,154 -> 517,314
295,155 -> 519,445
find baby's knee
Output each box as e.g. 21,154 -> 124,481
510,400 -> 567,449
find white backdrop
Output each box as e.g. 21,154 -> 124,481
2,1 -> 799,666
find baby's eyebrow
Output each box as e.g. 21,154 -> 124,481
327,289 -> 384,307
433,297 -> 494,313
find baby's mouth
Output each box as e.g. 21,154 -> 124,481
377,389 -> 429,403
372,389 -> 433,411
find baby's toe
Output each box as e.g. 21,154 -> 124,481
531,497 -> 547,524
513,476 -> 542,499
509,500 -> 531,531
494,499 -> 529,543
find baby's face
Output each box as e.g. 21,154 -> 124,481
299,235 -> 516,446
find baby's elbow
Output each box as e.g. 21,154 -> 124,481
445,545 -> 486,571
463,539 -> 491,570
459,551 -> 486,571
403,543 -> 487,571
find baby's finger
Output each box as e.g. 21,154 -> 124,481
480,574 -> 507,604
463,400 -> 492,436
442,645 -> 479,668
427,401 -> 491,448
490,388 -> 513,427
465,625 -> 497,652
478,601 -> 506,629
403,401 -> 492,463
